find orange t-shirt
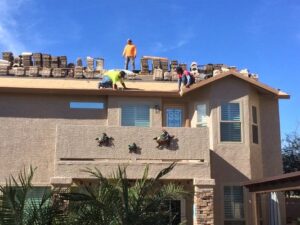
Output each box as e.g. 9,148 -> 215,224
123,44 -> 137,57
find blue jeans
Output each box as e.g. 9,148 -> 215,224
98,76 -> 112,88
125,57 -> 135,70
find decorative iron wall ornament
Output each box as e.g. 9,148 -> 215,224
95,133 -> 114,147
153,129 -> 175,149
128,143 -> 141,154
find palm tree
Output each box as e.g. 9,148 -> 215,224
64,163 -> 187,225
0,167 -> 67,225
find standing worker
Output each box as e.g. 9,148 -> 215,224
122,39 -> 137,71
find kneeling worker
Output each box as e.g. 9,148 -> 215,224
98,70 -> 127,90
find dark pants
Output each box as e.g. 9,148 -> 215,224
125,56 -> 135,70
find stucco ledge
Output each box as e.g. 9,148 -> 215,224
193,178 -> 215,186
50,177 -> 73,185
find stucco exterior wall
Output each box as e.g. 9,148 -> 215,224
0,93 -> 107,184
54,125 -> 210,179
259,95 -> 283,177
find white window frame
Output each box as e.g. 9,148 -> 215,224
195,102 -> 208,127
219,102 -> 243,143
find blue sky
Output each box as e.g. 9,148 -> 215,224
0,0 -> 299,137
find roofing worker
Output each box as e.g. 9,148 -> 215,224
122,39 -> 137,70
98,70 -> 127,90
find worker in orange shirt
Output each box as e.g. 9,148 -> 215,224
122,39 -> 137,70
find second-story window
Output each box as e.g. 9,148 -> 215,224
252,106 -> 259,144
196,103 -> 207,127
220,103 -> 241,142
121,105 -> 150,127
165,107 -> 183,127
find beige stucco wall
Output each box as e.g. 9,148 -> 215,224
0,93 -> 107,185
54,125 -> 210,180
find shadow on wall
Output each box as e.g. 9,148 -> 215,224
210,150 -> 249,184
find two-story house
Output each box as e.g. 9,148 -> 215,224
0,70 -> 289,225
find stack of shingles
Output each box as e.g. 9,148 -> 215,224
22,52 -> 32,67
59,56 -> 67,68
140,58 -> 149,74
74,58 -> 83,78
32,53 -> 42,67
28,66 -> 39,77
95,58 -> 104,71
39,54 -> 51,77
2,52 -> 13,66
170,60 -> 178,81
84,56 -> 94,78
42,54 -> 51,68
59,56 -> 68,77
51,56 -> 59,68
0,61 -> 9,76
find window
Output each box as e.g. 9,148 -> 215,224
220,103 -> 241,142
121,105 -> 150,127
252,106 -> 259,144
224,186 -> 245,225
166,108 -> 183,127
196,103 -> 207,127
70,102 -> 104,109
163,200 -> 181,225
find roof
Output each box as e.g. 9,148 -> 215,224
181,71 -> 290,99
242,171 -> 300,193
0,72 -> 289,99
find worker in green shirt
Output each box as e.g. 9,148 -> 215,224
98,70 -> 127,90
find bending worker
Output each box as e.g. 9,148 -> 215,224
98,70 -> 127,90
122,39 -> 137,70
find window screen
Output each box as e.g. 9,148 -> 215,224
121,105 -> 150,127
221,103 -> 241,142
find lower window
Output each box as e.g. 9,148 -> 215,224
121,105 -> 150,127
224,186 -> 245,225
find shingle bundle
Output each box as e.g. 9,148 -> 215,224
95,58 -> 104,71
40,68 -> 52,77
0,65 -> 8,76
74,66 -> 83,78
140,58 -> 149,74
2,52 -> 13,66
59,56 -> 67,68
32,53 -> 42,67
42,54 -> 51,68
28,66 -> 39,77
22,52 -> 33,67
86,56 -> 94,71
51,56 -> 59,68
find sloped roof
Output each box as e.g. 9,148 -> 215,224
181,71 -> 290,99
0,72 -> 290,99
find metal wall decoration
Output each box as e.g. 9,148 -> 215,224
128,143 -> 141,154
95,133 -> 114,147
153,130 -> 175,149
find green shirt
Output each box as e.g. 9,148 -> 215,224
106,70 -> 123,84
